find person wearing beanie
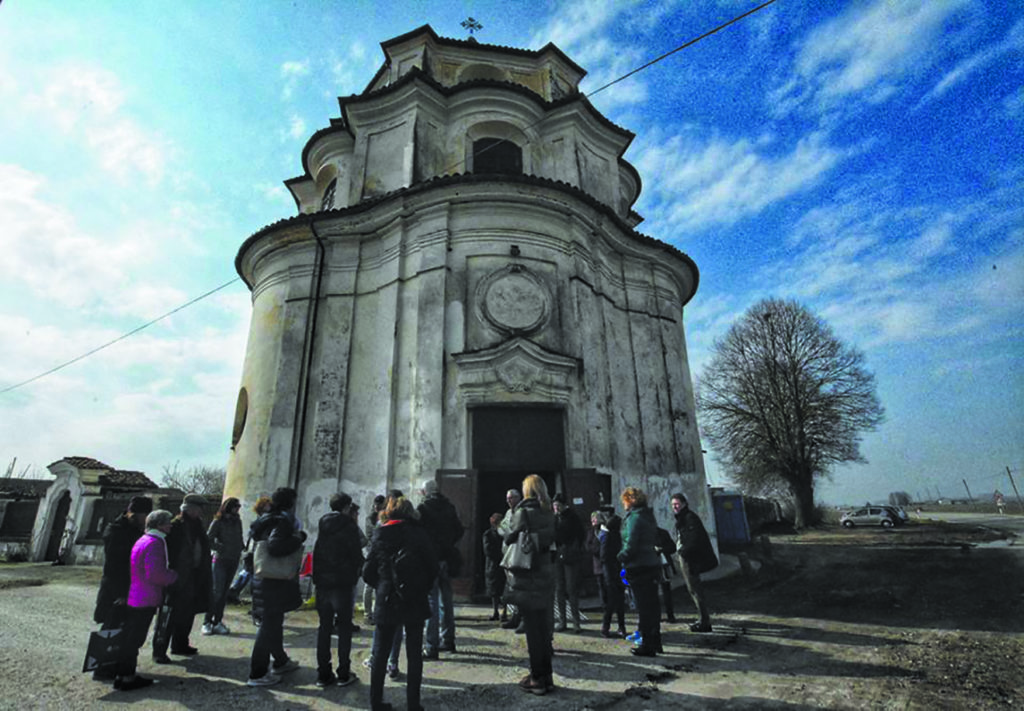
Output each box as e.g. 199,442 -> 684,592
91,495 -> 153,681
152,494 -> 211,662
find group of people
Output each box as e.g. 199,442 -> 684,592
482,481 -> 719,694
90,478 -> 716,708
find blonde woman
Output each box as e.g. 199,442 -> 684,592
502,474 -> 556,695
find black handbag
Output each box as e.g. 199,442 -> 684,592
82,626 -> 125,673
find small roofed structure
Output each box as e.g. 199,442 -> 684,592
0,456 -> 176,564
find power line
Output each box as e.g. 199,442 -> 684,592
0,277 -> 242,396
447,0 -> 779,174
586,0 -> 779,99
1,3 -> 779,395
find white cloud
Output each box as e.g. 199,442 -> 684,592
25,65 -> 170,185
759,196 -> 1024,351
773,0 -> 970,116
329,42 -> 372,96
281,59 -> 311,100
635,130 -> 851,231
922,18 -> 1024,104
287,113 -> 307,139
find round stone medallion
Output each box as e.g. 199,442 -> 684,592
479,266 -> 550,334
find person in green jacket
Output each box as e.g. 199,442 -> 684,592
617,486 -> 663,657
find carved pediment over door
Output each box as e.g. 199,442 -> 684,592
452,337 -> 580,404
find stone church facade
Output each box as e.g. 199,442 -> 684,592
225,26 -> 709,592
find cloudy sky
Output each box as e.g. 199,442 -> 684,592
1,1 -> 1021,506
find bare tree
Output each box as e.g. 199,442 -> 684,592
161,462 -> 226,497
697,298 -> 884,528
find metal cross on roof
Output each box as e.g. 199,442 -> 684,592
461,17 -> 483,35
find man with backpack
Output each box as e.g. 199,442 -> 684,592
417,478 -> 464,659
312,493 -> 364,687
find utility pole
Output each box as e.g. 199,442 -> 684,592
962,478 -> 973,502
1007,467 -> 1024,513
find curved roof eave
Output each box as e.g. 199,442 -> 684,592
236,172 -> 699,304
294,67 -> 635,185
368,25 -> 587,95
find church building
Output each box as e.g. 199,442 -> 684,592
225,25 -> 709,595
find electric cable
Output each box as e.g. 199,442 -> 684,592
0,277 -> 242,395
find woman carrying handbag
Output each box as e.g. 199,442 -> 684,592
246,487 -> 306,687
502,474 -> 556,696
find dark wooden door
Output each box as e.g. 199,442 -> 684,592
563,468 -> 612,518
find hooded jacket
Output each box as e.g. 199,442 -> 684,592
362,518 -> 437,625
313,510 -> 364,590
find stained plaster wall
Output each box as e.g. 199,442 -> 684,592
228,181 -> 709,538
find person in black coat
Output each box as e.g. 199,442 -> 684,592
482,512 -> 505,621
552,493 -> 586,633
246,487 -> 307,686
363,495 -> 438,711
94,496 -> 152,627
312,492 -> 364,687
417,479 -> 463,658
91,495 -> 152,681
598,512 -> 627,638
152,493 -> 211,663
671,492 -> 718,633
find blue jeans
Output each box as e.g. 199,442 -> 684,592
316,585 -> 354,677
205,557 -> 239,626
424,560 -> 454,651
371,619 -> 423,710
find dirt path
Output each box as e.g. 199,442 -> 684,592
0,521 -> 1021,709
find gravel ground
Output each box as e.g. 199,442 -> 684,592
1,524 -> 1022,710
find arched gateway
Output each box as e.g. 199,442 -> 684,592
226,25 -> 710,597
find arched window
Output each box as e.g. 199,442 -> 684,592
473,138 -> 522,175
320,178 -> 337,211
231,387 -> 248,448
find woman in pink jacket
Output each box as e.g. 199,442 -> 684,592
115,510 -> 178,691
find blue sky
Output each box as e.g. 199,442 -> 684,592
0,1 -> 1021,506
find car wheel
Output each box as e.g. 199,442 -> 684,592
881,519 -> 893,528
842,520 -> 854,528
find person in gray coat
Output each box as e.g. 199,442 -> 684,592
503,474 -> 556,696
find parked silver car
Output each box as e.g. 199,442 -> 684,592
840,506 -> 895,528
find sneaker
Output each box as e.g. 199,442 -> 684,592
362,657 -> 373,670
201,623 -> 214,636
152,653 -> 172,665
247,672 -> 281,687
626,630 -> 642,642
213,622 -> 230,635
273,659 -> 300,674
422,648 -> 439,660
315,672 -> 337,688
337,672 -> 358,687
386,664 -> 399,679
171,646 -> 199,656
